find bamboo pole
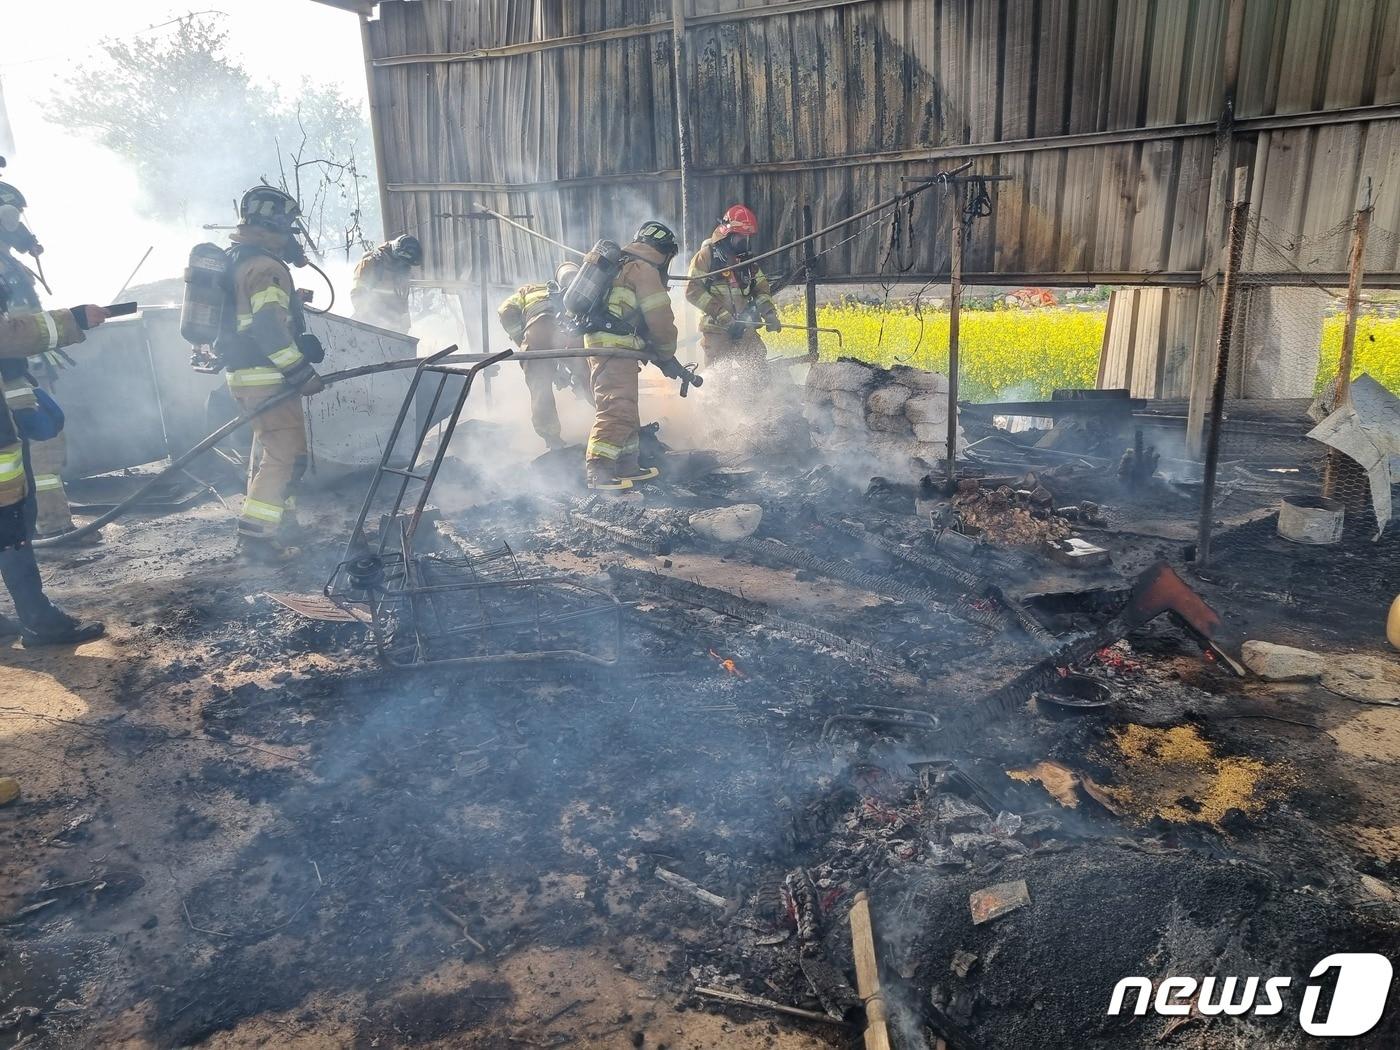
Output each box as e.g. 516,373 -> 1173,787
804,204 -> 819,360
1195,167 -> 1251,567
671,0 -> 693,246
850,891 -> 891,1050
946,184 -> 965,490
1335,196 -> 1373,407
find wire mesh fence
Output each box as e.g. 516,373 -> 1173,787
1196,202 -> 1400,607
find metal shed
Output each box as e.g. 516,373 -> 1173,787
322,0 -> 1400,437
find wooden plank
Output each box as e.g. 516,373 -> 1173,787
1000,0 -> 1036,140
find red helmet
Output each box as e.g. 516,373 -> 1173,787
722,204 -> 758,236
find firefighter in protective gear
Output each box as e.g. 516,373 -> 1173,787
0,285 -> 107,646
0,214 -> 83,541
225,186 -> 324,559
351,234 -> 422,332
582,221 -> 679,490
497,261 -> 580,450
685,204 -> 780,372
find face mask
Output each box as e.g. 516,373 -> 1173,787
728,235 -> 750,254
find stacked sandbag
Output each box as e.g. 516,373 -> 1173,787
803,359 -> 965,473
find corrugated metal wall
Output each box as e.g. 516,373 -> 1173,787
361,0 -> 1400,296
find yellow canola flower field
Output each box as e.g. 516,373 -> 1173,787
770,302 -> 1400,402
771,302 -> 1103,401
1319,314 -> 1400,392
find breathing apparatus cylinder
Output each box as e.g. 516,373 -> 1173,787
180,242 -> 230,345
562,239 -> 623,326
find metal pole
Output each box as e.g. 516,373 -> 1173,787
803,204 -> 818,360
671,0 -> 693,246
1195,167 -> 1251,567
946,184 -> 964,490
1335,192 -> 1373,407
474,215 -> 494,404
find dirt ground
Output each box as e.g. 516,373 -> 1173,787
1,454 -> 1398,1048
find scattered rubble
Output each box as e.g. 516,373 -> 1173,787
968,879 -> 1031,924
688,503 -> 763,542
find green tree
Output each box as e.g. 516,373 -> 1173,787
49,14 -> 378,258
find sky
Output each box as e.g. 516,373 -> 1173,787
0,1 -> 371,302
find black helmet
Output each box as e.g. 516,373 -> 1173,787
239,186 -> 301,233
634,220 -> 678,259
0,181 -> 26,211
390,234 -> 422,266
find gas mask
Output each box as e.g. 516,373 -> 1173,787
281,234 -> 308,267
727,234 -> 751,255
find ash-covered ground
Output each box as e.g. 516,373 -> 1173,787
1,408 -> 1397,1049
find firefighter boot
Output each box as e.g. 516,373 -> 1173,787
20,611 -> 105,648
585,463 -> 634,493
614,455 -> 659,484
237,532 -> 302,564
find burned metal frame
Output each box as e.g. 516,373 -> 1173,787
325,344 -> 626,669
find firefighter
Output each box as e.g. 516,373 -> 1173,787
685,204 -> 780,374
0,282 -> 107,646
581,221 -> 679,490
350,234 -> 422,332
223,186 -> 325,560
497,261 -> 580,450
0,186 -> 80,541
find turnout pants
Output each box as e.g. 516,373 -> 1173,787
29,430 -> 72,536
586,356 -> 642,474
699,327 -> 767,370
0,445 -> 65,630
231,387 -> 309,539
520,358 -> 562,445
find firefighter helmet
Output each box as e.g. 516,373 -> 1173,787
721,204 -> 758,236
633,220 -> 678,259
239,186 -> 301,233
389,234 -> 422,266
555,260 -> 580,286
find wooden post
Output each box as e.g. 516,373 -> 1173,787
671,0 -> 693,247
1186,0 -> 1246,458
850,891 -> 891,1050
1335,198 -> 1373,406
474,214 -> 493,404
946,183 -> 965,490
1195,167 -> 1250,567
803,204 -> 819,360
1323,192 -> 1373,500
358,15 -> 392,239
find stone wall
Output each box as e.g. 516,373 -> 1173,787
803,360 -> 966,475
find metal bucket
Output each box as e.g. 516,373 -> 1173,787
1277,495 -> 1344,545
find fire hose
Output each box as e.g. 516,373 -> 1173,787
33,347 -> 655,547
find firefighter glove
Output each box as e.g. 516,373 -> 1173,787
299,371 -> 326,397
765,316 -> 782,333
296,332 -> 325,364
726,320 -> 747,341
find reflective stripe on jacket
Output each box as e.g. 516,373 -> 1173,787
582,241 -> 677,357
685,229 -> 777,333
498,283 -> 556,345
225,230 -> 306,391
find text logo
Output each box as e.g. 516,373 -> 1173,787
1108,954 -> 1393,1037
